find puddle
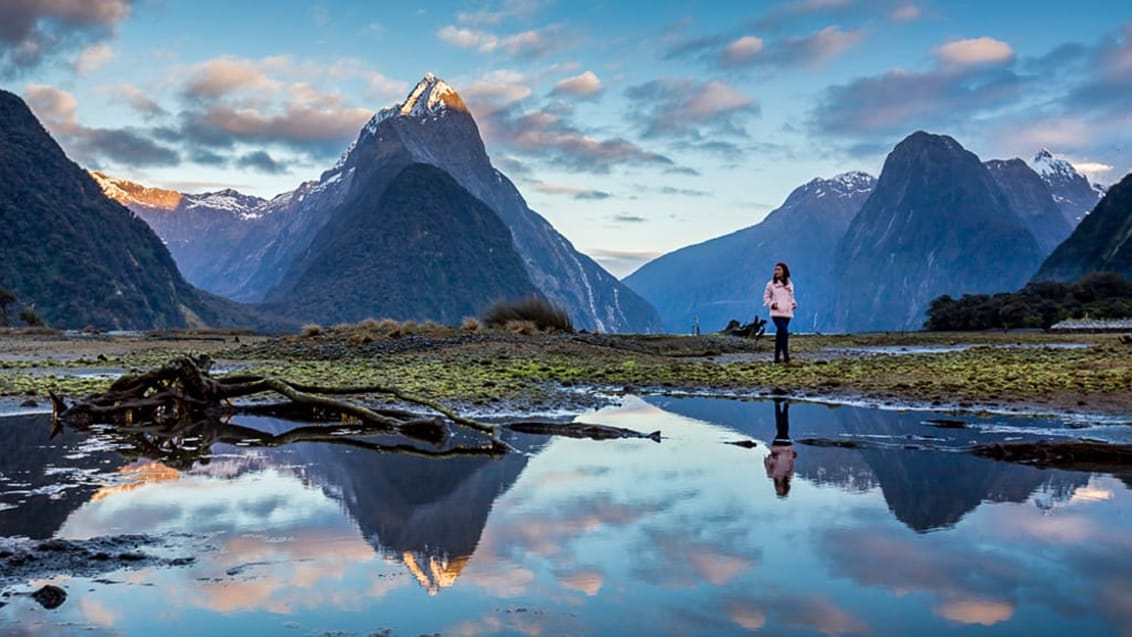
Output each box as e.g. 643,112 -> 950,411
1,399 -> 1130,635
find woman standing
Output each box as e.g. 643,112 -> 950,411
762,262 -> 797,364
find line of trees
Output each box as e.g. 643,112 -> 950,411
0,286 -> 45,328
925,272 -> 1132,331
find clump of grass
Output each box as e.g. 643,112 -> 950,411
483,296 -> 574,333
462,317 -> 484,332
301,324 -> 323,337
503,319 -> 539,336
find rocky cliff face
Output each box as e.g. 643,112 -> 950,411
623,172 -> 875,334
832,131 -> 1045,332
1032,172 -> 1132,283
984,158 -> 1073,255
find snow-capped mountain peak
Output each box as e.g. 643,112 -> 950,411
399,73 -> 468,118
90,170 -> 182,210
1030,147 -> 1082,181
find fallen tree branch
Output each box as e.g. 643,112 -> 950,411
50,355 -> 662,458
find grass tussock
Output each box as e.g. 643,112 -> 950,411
483,296 -> 574,334
301,324 -> 323,337
461,317 -> 484,332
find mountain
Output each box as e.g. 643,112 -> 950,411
623,172 -> 875,334
1030,148 -> 1106,226
262,162 -> 542,324
91,172 -> 265,293
1031,172 -> 1132,283
832,131 -> 1046,332
299,74 -> 661,332
0,89 -> 275,330
984,159 -> 1073,254
122,74 -> 662,332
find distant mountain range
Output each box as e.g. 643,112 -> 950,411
625,131 -> 1111,333
623,172 -> 876,333
97,75 -> 662,332
0,89 -> 281,331
4,72 -> 1122,334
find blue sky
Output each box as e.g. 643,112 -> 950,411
3,1 -> 1130,277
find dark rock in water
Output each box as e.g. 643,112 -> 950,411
31,584 -> 66,609
924,418 -> 968,429
19,398 -> 37,408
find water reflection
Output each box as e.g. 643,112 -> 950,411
1,398 -> 1130,635
649,396 -> 1093,532
764,399 -> 796,498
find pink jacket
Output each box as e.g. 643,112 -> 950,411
763,279 -> 796,318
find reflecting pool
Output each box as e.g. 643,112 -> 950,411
1,397 -> 1130,636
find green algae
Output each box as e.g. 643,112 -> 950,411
3,331 -> 1129,415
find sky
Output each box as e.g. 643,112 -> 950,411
2,1 -> 1131,278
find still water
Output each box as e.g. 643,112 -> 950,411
1,397 -> 1130,636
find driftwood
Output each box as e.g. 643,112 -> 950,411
49,355 -> 660,462
720,317 -> 766,339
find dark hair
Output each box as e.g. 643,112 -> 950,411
773,262 -> 791,285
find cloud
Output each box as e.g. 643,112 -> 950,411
890,4 -> 923,23
586,248 -> 663,278
181,57 -> 283,100
75,42 -> 114,75
462,69 -> 533,104
624,77 -> 757,144
237,150 -> 287,174
111,84 -> 167,118
722,36 -> 764,65
767,25 -> 866,66
531,180 -> 611,199
0,0 -> 131,77
436,23 -> 568,59
668,25 -> 864,69
476,101 -> 675,174
25,84 -> 180,167
551,71 -> 602,98
808,62 -> 1025,154
165,56 -> 382,158
456,0 -> 548,26
179,101 -> 372,155
935,37 -> 1015,67
613,214 -> 647,223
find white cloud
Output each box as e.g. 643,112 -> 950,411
935,37 -> 1015,67
552,71 -> 601,97
723,36 -> 764,64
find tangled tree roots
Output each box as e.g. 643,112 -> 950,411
49,355 -> 658,463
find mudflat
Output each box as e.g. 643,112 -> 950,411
1,326 -> 1130,419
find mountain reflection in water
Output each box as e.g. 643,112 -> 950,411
1,397 -> 1130,636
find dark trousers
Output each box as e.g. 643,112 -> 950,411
772,316 -> 791,362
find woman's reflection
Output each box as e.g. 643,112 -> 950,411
764,399 -> 797,498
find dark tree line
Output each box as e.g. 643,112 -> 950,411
0,286 -> 44,327
925,272 -> 1132,331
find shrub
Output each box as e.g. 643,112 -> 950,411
482,295 -> 574,333
301,323 -> 323,337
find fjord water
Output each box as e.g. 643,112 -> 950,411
1,399 -> 1129,636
